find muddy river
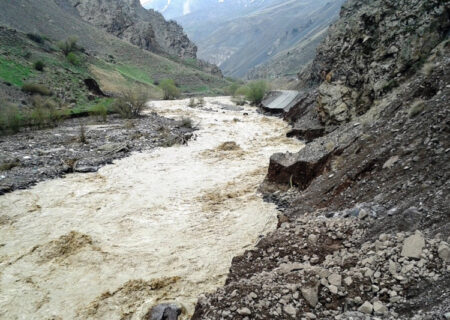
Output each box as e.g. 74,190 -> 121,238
0,97 -> 303,319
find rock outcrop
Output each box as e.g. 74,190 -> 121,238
300,0 -> 449,125
65,0 -> 196,59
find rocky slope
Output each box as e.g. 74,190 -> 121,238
60,0 -> 222,77
66,0 -> 196,59
192,0 -> 450,319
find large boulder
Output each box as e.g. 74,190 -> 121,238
147,303 -> 182,320
267,144 -> 332,190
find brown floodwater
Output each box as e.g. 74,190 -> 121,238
0,97 -> 303,319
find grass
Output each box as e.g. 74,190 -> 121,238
70,98 -> 115,117
22,83 -> 52,96
67,52 -> 81,66
0,97 -> 69,134
0,56 -> 32,86
88,99 -> 113,121
116,64 -> 154,86
409,100 -> 426,118
89,62 -> 163,98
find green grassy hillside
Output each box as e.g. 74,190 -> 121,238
0,0 -> 229,97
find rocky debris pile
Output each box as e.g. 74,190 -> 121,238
193,212 -> 450,319
299,0 -> 449,125
0,114 -> 194,195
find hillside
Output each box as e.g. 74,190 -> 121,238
146,0 -> 344,78
0,0 -> 228,103
246,1 -> 341,80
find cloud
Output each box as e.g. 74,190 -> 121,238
183,0 -> 192,15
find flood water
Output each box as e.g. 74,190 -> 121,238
0,97 -> 303,319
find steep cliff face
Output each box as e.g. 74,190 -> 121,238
66,0 -> 197,59
300,0 -> 449,125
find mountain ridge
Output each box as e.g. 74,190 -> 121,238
146,0 -> 344,78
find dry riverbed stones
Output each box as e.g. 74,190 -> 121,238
0,114 -> 194,194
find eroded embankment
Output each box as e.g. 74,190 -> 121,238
0,97 -> 303,319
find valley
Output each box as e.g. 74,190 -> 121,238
145,0 -> 344,79
0,0 -> 449,319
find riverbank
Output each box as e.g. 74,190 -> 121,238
0,112 -> 194,195
0,97 -> 303,319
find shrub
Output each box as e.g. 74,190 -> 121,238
227,83 -> 240,96
197,97 -> 205,107
79,123 -> 87,144
188,97 -> 205,108
22,83 -> 52,96
58,37 -> 79,56
188,97 -> 196,108
179,117 -> 194,129
245,81 -> 268,105
29,96 -> 62,128
159,78 -> 180,100
89,103 -> 108,122
23,51 -> 32,59
231,96 -> 246,106
0,103 -> 23,134
34,60 -> 45,71
66,52 -> 80,66
26,33 -> 45,44
235,85 -> 250,97
114,89 -> 148,118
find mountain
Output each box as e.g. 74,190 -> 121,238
64,0 -> 222,77
0,0 -> 229,105
145,0 -> 344,78
142,0 -> 272,20
68,0 -> 196,59
246,1 -> 343,80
